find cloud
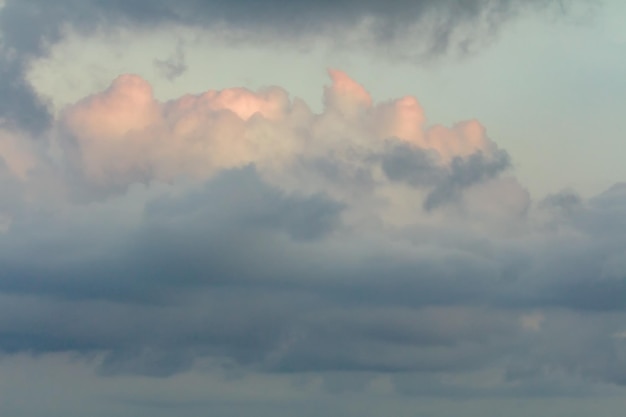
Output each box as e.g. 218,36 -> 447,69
2,0 -> 571,47
380,139 -> 511,210
58,70 -> 508,210
0,69 -> 625,397
423,149 -> 511,210
0,1 -> 63,132
154,41 -> 187,81
0,54 -> 51,132
0,0 -> 591,130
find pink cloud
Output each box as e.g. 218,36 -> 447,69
0,129 -> 38,180
58,69 -> 509,217
325,69 -> 373,117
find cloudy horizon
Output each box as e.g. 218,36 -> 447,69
1,1 -> 626,416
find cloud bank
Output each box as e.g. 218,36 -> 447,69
1,70 -> 626,401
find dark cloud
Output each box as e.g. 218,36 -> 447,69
539,189 -> 583,211
0,78 -> 622,389
380,141 -> 443,187
1,154 -> 626,388
0,167 -> 344,302
0,55 -> 51,133
154,42 -> 187,81
269,306 -> 518,374
0,1 -> 619,394
424,149 -> 511,210
0,1 -> 65,132
143,166 -> 344,241
2,0 -> 563,37
380,140 -> 511,210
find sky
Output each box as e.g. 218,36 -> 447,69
1,1 -> 626,416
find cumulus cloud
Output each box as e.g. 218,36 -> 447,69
58,70 -> 511,214
0,69 -> 625,400
0,0 -> 590,130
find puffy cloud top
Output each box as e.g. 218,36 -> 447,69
0,0 -> 581,130
0,69 -> 624,404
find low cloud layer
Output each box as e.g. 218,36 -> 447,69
1,70 -> 626,400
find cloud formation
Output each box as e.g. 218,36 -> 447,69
58,70 -> 509,207
0,69 -> 625,403
0,0 -> 586,130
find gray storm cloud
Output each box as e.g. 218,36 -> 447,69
0,68 -> 625,398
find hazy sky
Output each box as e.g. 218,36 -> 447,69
1,1 -> 626,416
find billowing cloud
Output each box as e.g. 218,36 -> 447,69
58,70 -> 511,213
0,68 -> 625,405
0,0 -> 589,130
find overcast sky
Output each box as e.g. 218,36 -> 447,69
1,1 -> 626,416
